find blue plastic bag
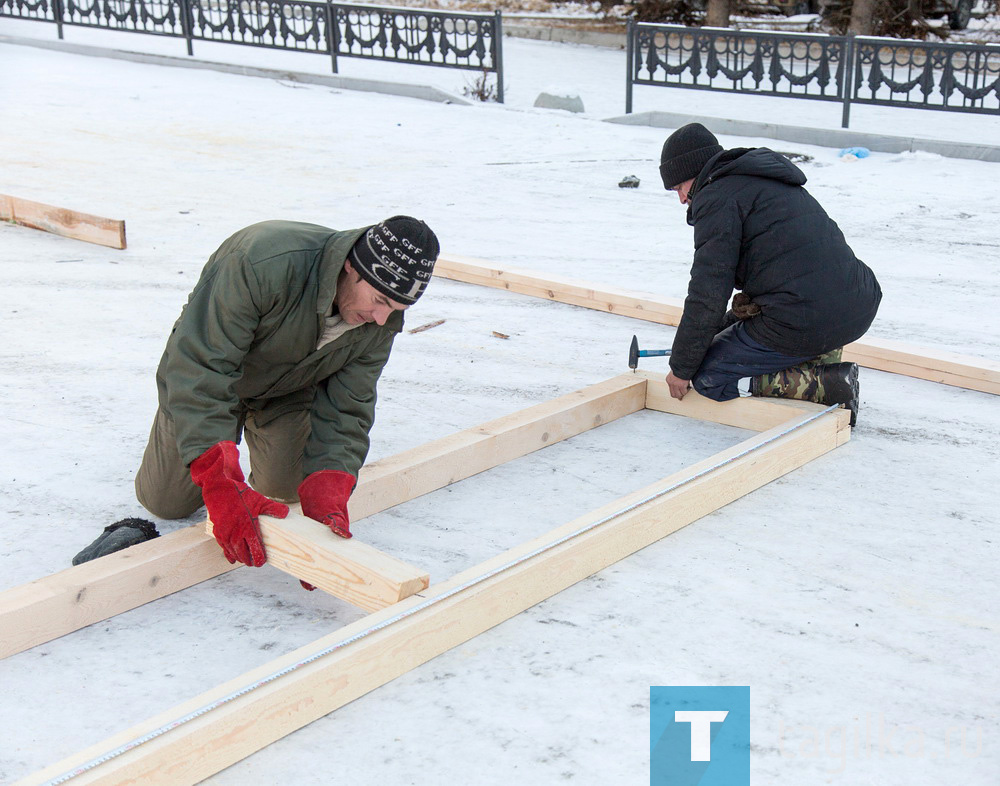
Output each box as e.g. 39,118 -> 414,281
839,146 -> 871,159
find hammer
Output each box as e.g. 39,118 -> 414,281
628,334 -> 671,370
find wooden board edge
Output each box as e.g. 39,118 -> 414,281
0,193 -> 126,249
18,409 -> 847,785
435,256 -> 997,396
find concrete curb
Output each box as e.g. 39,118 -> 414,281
606,110 -> 1000,163
504,23 -> 625,50
0,34 -> 472,106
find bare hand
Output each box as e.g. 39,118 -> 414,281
666,371 -> 691,400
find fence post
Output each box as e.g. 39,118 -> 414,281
625,18 -> 634,114
840,33 -> 855,129
180,0 -> 194,56
53,0 -> 64,40
493,9 -> 504,104
327,2 -> 339,73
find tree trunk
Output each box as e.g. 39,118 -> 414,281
705,0 -> 732,28
848,0 -> 877,34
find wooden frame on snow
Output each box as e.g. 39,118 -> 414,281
18,372 -> 849,785
433,254 -> 1000,396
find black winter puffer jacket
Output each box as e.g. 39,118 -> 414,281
669,147 -> 882,380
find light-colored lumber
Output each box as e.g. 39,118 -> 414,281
0,527 -> 236,660
435,254 -> 684,322
640,370 -> 834,432
0,193 -> 126,249
435,255 -> 999,396
843,336 -> 1000,396
0,375 -> 645,659
207,510 -> 429,612
349,373 -> 647,519
19,403 -> 848,786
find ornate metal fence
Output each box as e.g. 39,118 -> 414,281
0,0 -> 504,101
626,21 -> 1000,127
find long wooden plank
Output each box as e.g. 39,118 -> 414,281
207,510 -> 429,612
349,373 -> 647,519
0,193 -> 126,249
0,375 -> 645,659
435,255 -> 999,395
0,528 -> 237,660
640,370 -> 832,432
843,336 -> 1000,395
19,404 -> 848,785
435,254 -> 684,323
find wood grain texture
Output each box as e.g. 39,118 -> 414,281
1,193 -> 126,249
0,376 -> 645,658
435,255 -> 998,396
18,405 -> 849,786
0,527 -> 236,660
206,510 -> 429,611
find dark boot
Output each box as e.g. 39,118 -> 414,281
751,361 -> 860,426
816,362 -> 860,427
72,518 -> 160,566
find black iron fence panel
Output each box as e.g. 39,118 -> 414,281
3,0 -> 56,22
61,0 -> 185,36
335,4 -> 497,70
627,21 -> 1000,126
632,24 -> 845,102
853,36 -> 1000,114
0,0 -> 504,99
189,0 -> 327,52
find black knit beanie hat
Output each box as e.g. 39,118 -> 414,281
349,216 -> 440,305
659,123 -> 723,190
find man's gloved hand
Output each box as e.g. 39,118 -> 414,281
190,440 -> 289,567
298,469 -> 355,539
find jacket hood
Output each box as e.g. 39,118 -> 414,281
686,147 -> 807,223
700,147 -> 807,189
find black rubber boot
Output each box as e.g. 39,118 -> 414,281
816,362 -> 860,427
72,518 -> 161,566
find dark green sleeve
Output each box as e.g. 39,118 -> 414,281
303,330 -> 396,477
160,250 -> 266,465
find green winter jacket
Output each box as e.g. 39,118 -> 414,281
155,220 -> 403,476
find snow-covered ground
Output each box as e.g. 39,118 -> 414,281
0,20 -> 998,785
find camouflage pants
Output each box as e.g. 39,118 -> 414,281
750,348 -> 844,402
692,322 -> 820,402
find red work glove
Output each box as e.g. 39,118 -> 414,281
190,440 -> 289,567
298,469 -> 355,539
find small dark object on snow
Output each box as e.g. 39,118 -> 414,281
777,151 -> 814,164
619,175 -> 640,188
72,518 -> 160,565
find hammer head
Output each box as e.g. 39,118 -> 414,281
629,335 -> 639,370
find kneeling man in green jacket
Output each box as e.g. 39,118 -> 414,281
133,216 -> 440,567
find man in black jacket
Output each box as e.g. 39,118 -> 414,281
659,123 -> 882,425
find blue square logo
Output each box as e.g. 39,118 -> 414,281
650,686 -> 750,786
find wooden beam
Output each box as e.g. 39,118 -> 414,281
349,373 -> 647,519
435,254 -> 684,323
207,510 -> 430,612
435,255 -> 999,396
0,375 -> 645,659
0,193 -> 126,249
19,402 -> 848,785
641,370 -> 832,432
843,336 -> 1000,396
0,527 -> 237,660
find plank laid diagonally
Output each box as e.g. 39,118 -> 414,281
434,254 -> 999,396
18,378 -> 850,785
0,375 -> 645,659
0,193 -> 126,249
